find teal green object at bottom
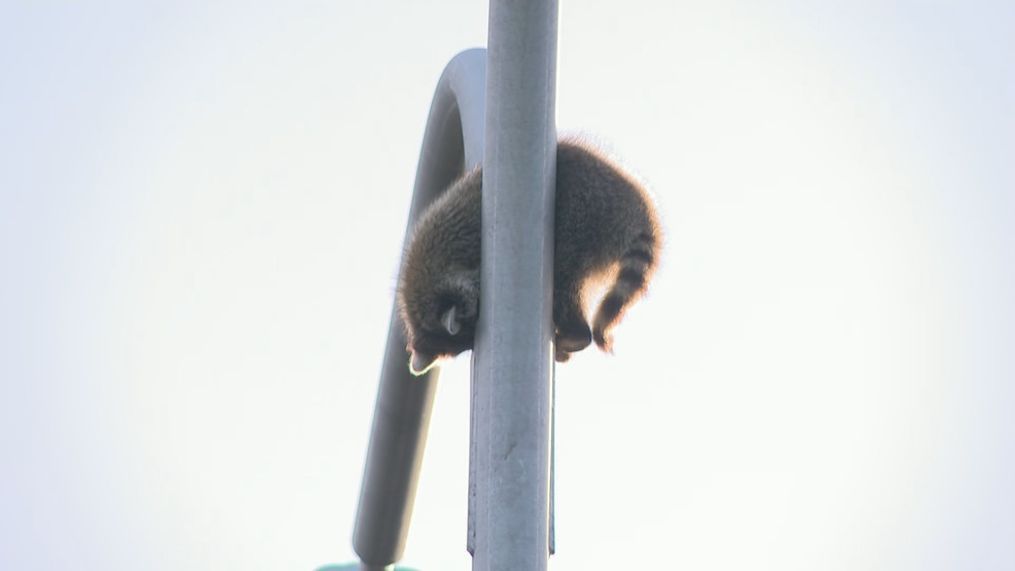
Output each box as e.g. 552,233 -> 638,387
316,565 -> 420,571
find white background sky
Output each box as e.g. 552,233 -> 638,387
2,1 -> 1013,570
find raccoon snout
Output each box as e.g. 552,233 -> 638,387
409,350 -> 438,376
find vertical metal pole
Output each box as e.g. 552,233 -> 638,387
470,1 -> 558,569
353,49 -> 486,570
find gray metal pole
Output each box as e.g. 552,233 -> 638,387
352,48 -> 486,570
470,1 -> 558,569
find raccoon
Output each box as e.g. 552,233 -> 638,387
397,138 -> 661,375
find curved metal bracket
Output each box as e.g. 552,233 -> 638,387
351,48 -> 486,570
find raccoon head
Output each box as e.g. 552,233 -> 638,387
399,269 -> 480,376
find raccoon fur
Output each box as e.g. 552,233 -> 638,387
397,138 -> 661,375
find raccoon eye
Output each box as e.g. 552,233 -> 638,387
441,305 -> 461,336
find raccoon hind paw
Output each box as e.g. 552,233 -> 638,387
554,347 -> 572,363
555,323 -> 592,352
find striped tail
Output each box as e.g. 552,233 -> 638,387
592,231 -> 658,352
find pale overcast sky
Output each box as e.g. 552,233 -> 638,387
1,2 -> 1013,570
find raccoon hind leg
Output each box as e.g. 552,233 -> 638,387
592,231 -> 657,352
553,282 -> 592,362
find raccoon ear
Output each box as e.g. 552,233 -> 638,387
409,351 -> 438,376
441,305 -> 461,336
